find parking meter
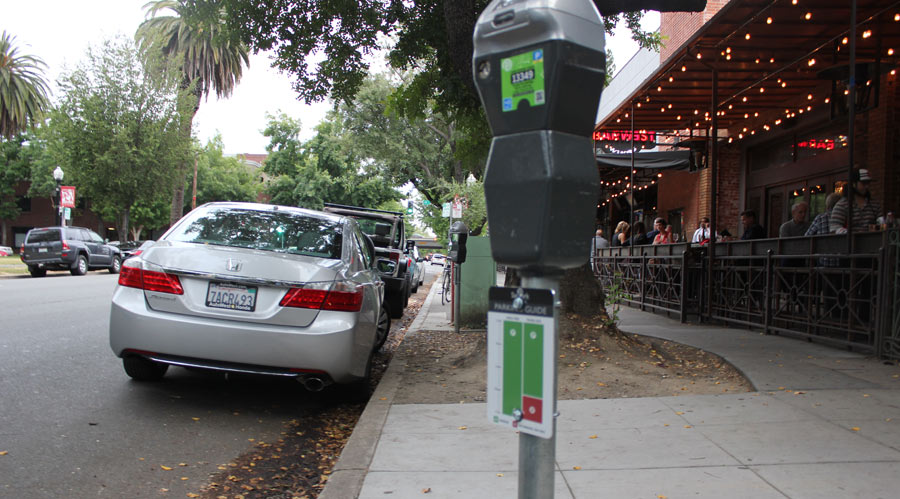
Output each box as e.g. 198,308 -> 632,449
473,0 -> 605,273
448,221 -> 469,264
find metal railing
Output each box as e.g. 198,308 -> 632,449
593,230 -> 900,359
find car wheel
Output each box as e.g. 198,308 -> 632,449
387,291 -> 404,319
28,266 -> 46,278
109,256 -> 121,274
71,255 -> 88,276
411,278 -> 419,294
374,304 -> 391,351
123,356 -> 168,381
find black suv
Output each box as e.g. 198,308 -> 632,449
20,226 -> 122,277
323,204 -> 412,318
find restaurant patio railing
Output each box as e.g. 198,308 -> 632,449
593,229 -> 900,359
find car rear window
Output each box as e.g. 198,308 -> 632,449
352,216 -> 399,248
167,208 -> 343,259
26,229 -> 61,243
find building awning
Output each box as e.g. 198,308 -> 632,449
596,150 -> 692,170
595,0 -> 900,140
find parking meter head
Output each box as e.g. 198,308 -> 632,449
449,221 -> 469,264
472,0 -> 606,137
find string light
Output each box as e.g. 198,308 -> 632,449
770,57 -> 775,63
889,48 -> 895,55
658,86 -> 663,92
804,12 -> 811,20
681,65 -> 687,72
781,81 -> 787,88
808,58 -> 816,66
842,37 -> 848,44
668,76 -> 674,82
726,54 -> 732,60
766,17 -> 773,24
825,97 -> 830,103
742,96 -> 748,102
792,0 -> 797,4
808,94 -> 813,100
637,102 -> 642,107
726,47 -> 731,53
755,58 -> 761,64
760,87 -> 765,93
745,33 -> 751,40
696,52 -> 702,59
895,13 -> 899,21
862,30 -> 872,38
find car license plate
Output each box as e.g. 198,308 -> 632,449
206,282 -> 257,312
38,248 -> 48,253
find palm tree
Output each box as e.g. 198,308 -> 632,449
0,31 -> 51,139
136,0 -> 250,224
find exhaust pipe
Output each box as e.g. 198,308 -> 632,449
299,375 -> 326,392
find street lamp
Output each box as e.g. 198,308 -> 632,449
52,166 -> 64,226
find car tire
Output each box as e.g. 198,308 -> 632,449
109,256 -> 121,274
71,255 -> 88,276
374,304 -> 391,351
387,291 -> 404,319
28,266 -> 46,278
123,356 -> 168,381
411,278 -> 419,294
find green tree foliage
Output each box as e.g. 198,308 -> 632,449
261,112 -> 400,210
136,0 -> 250,224
0,31 -> 51,139
0,132 -> 45,244
44,36 -> 193,241
208,0 -> 662,118
190,134 -> 261,208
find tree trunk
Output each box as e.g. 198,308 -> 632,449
169,164 -> 187,225
504,264 -> 606,316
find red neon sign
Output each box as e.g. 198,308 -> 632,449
796,139 -> 835,150
592,130 -> 656,143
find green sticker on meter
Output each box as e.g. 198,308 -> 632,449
500,49 -> 546,112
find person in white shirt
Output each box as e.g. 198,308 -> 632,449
692,217 -> 711,243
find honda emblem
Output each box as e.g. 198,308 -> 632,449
226,259 -> 243,272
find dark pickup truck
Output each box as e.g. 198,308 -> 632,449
323,204 -> 413,318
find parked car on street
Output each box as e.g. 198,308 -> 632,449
323,203 -> 412,318
20,226 -> 122,277
109,202 -> 389,394
431,253 -> 447,266
109,240 -> 153,260
0,245 -> 13,257
411,245 -> 425,290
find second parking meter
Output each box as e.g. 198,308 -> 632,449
448,221 -> 469,264
473,0 -> 605,272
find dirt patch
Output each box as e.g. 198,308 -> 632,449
394,312 -> 752,404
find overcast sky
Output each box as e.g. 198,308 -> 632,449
4,1 -> 657,155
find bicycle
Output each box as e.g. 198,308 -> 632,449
440,262 -> 452,306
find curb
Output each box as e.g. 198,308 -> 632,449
320,277 -> 441,499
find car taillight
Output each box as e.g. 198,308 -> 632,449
62,240 -> 70,250
280,281 -> 363,312
118,261 -> 183,295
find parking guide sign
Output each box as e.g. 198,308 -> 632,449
487,287 -> 555,439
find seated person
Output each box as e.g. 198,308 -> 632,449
652,219 -> 672,244
740,210 -> 766,240
779,202 -> 810,237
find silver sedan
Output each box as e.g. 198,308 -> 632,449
109,202 -> 389,393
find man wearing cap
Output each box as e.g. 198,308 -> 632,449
829,168 -> 882,233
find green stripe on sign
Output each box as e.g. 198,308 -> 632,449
523,323 -> 543,398
502,320 -> 523,416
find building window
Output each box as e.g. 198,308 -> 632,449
16,197 -> 31,212
749,135 -> 794,171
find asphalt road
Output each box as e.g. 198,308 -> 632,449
0,272 -> 342,498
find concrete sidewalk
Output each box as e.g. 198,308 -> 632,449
322,282 -> 900,499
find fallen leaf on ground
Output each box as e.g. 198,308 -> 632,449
851,427 -> 861,431
458,426 -> 467,430
573,466 -> 581,470
0,451 -> 7,456
496,473 -> 504,477
422,487 -> 432,493
589,435 -> 597,439
160,465 -> 173,471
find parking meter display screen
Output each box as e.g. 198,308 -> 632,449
501,49 -> 546,112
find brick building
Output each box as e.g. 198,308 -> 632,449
595,0 -> 899,240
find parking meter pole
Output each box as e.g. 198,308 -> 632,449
454,264 -> 462,334
518,274 -> 560,499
